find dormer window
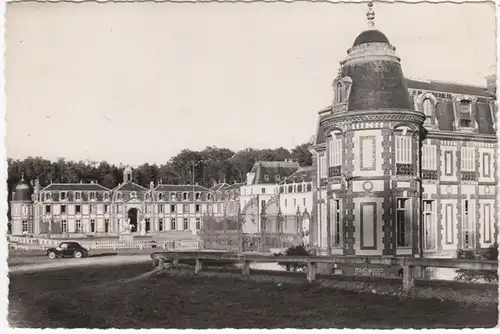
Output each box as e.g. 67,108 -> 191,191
116,192 -> 123,201
45,192 -> 52,201
195,192 -> 200,200
333,76 -> 352,105
89,192 -> 96,200
170,193 -> 176,201
59,191 -> 67,201
459,100 -> 473,128
103,192 -> 110,201
336,82 -> 344,103
264,175 -> 270,182
145,193 -> 150,201
75,191 -> 81,200
423,99 -> 433,124
131,191 -> 137,198
207,193 -> 212,201
158,192 -> 163,201
275,175 -> 281,181
183,192 -> 188,201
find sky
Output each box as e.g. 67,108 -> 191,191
5,2 -> 496,166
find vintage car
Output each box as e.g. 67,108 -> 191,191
46,242 -> 89,259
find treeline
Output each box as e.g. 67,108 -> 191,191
7,143 -> 313,197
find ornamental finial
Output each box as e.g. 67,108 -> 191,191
366,1 -> 375,28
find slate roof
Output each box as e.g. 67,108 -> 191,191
114,182 -> 148,192
155,184 -> 210,192
279,167 -> 314,184
343,60 -> 413,111
12,180 -> 32,201
42,183 -> 111,192
246,161 -> 300,185
406,78 -> 492,98
353,29 -> 390,47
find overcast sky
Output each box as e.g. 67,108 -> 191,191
5,2 -> 496,166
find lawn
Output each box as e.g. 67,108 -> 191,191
8,263 -> 498,329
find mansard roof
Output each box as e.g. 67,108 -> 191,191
154,184 -> 210,193
280,167 -> 314,184
42,183 -> 111,192
113,182 -> 148,192
406,78 -> 492,98
246,161 -> 300,185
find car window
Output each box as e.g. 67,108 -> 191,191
60,243 -> 68,249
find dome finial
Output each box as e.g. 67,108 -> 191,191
366,1 -> 375,28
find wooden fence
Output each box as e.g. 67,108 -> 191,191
150,251 -> 498,292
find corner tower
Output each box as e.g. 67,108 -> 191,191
10,173 -> 34,235
312,2 -> 425,256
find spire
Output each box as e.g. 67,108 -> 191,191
366,1 -> 375,28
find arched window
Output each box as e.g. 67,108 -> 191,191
423,99 -> 433,124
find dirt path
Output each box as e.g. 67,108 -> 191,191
9,254 -> 152,274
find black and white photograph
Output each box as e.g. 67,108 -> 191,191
2,0 -> 499,329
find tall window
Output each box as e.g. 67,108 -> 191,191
183,204 -> 190,213
145,218 -> 150,232
90,219 -> 96,233
396,198 -> 411,247
159,218 -> 163,231
395,135 -> 413,175
422,145 -> 437,170
158,193 -> 164,201
104,219 -> 109,233
462,199 -> 475,249
171,218 -> 176,231
76,205 -> 81,214
104,205 -> 109,213
461,147 -> 476,181
459,100 -> 473,128
195,204 -> 200,213
423,99 -> 433,124
319,155 -> 327,179
170,205 -> 176,213
61,220 -> 67,233
328,135 -> 342,177
61,205 -> 66,214
22,220 -> 28,233
423,200 -> 435,250
159,204 -> 164,213
333,199 -> 341,247
183,218 -> 189,230
196,218 -> 201,230
76,220 -> 82,233
45,205 -> 51,214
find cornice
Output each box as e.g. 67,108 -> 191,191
320,109 -> 426,129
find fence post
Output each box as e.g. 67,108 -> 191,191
306,262 -> 317,283
242,261 -> 251,276
195,259 -> 203,274
402,265 -> 414,292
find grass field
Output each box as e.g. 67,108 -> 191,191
8,262 -> 498,329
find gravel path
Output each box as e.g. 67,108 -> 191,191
9,254 -> 152,274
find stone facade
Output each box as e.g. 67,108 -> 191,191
10,167 -> 233,237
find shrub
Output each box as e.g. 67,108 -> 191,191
455,243 -> 498,283
275,244 -> 312,272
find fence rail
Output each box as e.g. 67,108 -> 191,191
8,235 -> 199,251
150,251 -> 498,292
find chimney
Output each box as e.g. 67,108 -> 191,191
486,75 -> 496,96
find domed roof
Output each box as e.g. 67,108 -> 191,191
13,175 -> 33,202
353,29 -> 390,47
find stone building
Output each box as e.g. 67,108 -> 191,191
10,167 -> 228,237
309,3 -> 497,257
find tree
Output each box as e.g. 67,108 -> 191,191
291,142 -> 313,167
455,244 -> 498,283
275,244 -> 312,272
